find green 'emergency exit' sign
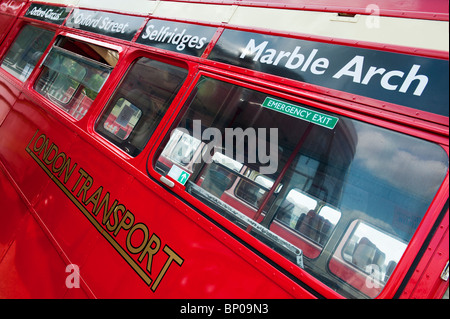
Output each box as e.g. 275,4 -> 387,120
262,97 -> 339,129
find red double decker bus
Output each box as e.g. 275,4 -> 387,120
0,0 -> 448,299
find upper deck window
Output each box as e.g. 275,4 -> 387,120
1,25 -> 53,81
153,76 -> 448,298
95,57 -> 188,156
34,37 -> 118,120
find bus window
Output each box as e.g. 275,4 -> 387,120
154,76 -> 314,263
96,58 -> 188,156
154,76 -> 448,298
1,25 -> 53,81
35,37 -> 117,120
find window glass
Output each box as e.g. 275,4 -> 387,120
331,220 -> 408,298
103,98 -> 143,140
343,222 -> 406,281
1,25 -> 53,81
96,58 -> 188,156
154,76 -> 448,298
275,188 -> 341,247
35,37 -> 117,120
160,128 -> 202,168
234,168 -> 281,210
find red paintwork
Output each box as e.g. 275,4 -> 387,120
170,0 -> 449,20
0,0 -> 448,299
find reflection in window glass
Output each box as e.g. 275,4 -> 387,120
212,152 -> 243,173
161,128 -> 202,167
234,168 -> 279,210
96,58 -> 188,156
1,25 -> 53,81
154,76 -> 448,298
103,98 -> 142,140
331,220 -> 408,298
276,189 -> 317,229
275,189 -> 341,246
274,189 -> 341,253
35,37 -> 117,120
344,222 -> 406,279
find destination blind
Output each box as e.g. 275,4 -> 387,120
24,3 -> 70,25
65,9 -> 146,41
136,19 -> 217,57
208,29 -> 449,117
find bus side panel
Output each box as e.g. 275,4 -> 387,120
0,130 -> 86,299
0,164 -> 28,262
19,122 -> 305,298
0,14 -> 15,44
0,210 -> 69,298
0,95 -> 77,205
0,95 -> 142,298
76,171 -> 305,298
0,0 -> 26,45
29,133 -> 137,297
126,179 -> 306,298
9,106 -> 305,299
31,166 -> 104,292
0,75 -> 20,126
0,95 -> 83,297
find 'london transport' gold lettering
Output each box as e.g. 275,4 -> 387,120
25,129 -> 184,292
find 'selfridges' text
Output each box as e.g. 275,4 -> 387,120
140,25 -> 208,51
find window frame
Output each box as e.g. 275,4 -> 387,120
0,23 -> 55,84
12,30 -> 126,128
92,47 -> 196,159
33,35 -> 119,121
94,53 -> 191,157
